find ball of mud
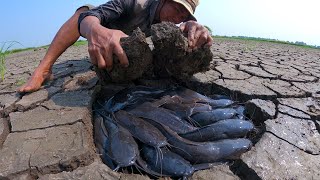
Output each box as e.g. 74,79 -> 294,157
151,22 -> 213,79
94,28 -> 153,84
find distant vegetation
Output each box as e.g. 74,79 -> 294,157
1,39 -> 87,54
72,40 -> 88,46
204,25 -> 213,36
0,41 -> 21,81
214,35 -> 320,49
3,40 -> 88,55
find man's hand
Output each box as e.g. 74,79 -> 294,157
180,21 -> 213,51
80,16 -> 129,69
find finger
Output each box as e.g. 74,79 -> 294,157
88,52 -> 98,66
95,50 -> 107,69
122,33 -> 129,38
88,45 -> 98,66
179,23 -> 186,32
193,28 -> 205,49
194,32 -> 208,49
188,25 -> 197,48
103,48 -> 113,71
204,35 -> 214,47
114,43 -> 129,67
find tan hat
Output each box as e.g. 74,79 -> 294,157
172,0 -> 199,21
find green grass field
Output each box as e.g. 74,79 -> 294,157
214,35 -> 320,50
0,47 -> 5,81
0,41 -> 21,81
4,40 -> 88,55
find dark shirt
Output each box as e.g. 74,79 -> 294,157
78,0 -> 160,36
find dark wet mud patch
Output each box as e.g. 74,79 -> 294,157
229,159 -> 262,180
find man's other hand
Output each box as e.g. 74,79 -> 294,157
180,21 -> 213,51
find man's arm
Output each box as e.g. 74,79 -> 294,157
78,0 -> 133,69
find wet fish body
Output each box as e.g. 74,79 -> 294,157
93,112 -> 116,169
145,119 -> 252,164
191,108 -> 238,127
170,87 -> 234,108
114,110 -> 168,148
99,86 -> 167,112
101,115 -> 139,168
129,102 -> 197,134
234,105 -> 246,119
180,119 -> 255,142
162,102 -> 212,120
141,145 -> 195,177
170,138 -> 252,164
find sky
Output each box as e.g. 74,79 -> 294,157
0,0 -> 319,50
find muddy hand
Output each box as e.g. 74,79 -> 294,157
79,16 -> 129,70
180,21 -> 213,51
18,66 -> 53,93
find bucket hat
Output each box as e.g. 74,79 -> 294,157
172,0 -> 199,21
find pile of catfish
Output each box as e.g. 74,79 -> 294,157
93,85 -> 255,179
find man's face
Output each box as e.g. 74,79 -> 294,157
160,1 -> 190,24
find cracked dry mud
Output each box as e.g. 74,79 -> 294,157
0,37 -> 319,179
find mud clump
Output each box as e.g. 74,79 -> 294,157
151,22 -> 212,79
95,22 -> 213,84
94,28 -> 153,84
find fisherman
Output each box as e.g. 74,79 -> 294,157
18,0 -> 213,93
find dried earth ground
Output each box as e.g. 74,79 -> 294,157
0,38 -> 319,179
